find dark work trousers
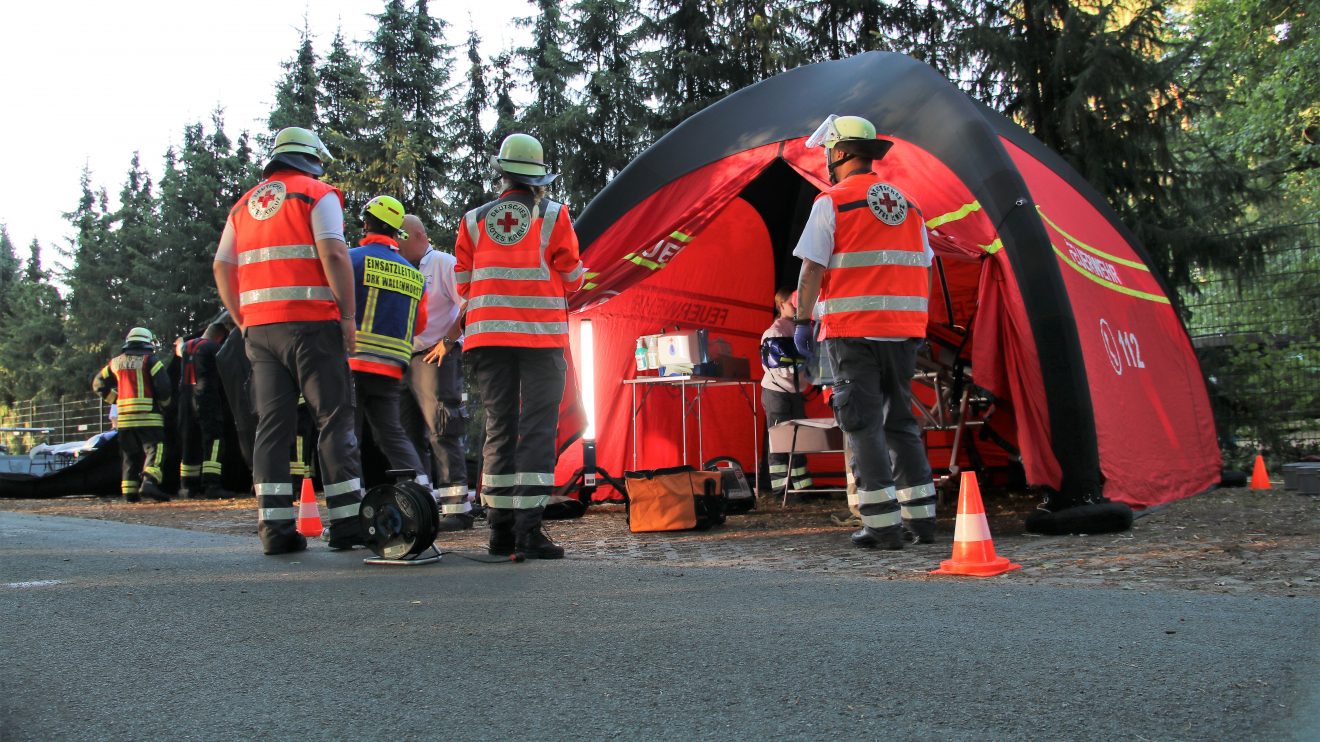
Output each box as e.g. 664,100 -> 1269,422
823,337 -> 936,535
762,387 -> 813,494
216,331 -> 257,470
245,321 -> 364,550
118,426 -> 164,499
179,397 -> 225,492
352,370 -> 426,480
401,347 -> 467,484
466,346 -> 565,538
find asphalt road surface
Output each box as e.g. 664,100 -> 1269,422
2,512 -> 1316,741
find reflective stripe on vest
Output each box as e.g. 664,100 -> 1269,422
818,174 -> 929,339
231,172 -> 341,326
461,195 -> 575,350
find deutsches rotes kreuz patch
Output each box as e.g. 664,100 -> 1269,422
247,181 -> 286,221
866,182 -> 908,226
484,201 -> 532,245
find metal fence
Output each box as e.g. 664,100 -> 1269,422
0,397 -> 109,455
1182,222 -> 1320,468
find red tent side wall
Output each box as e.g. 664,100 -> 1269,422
1003,140 -> 1221,506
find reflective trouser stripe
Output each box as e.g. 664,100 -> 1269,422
481,494 -> 549,509
291,438 -> 306,477
897,482 -> 937,520
857,486 -> 901,529
435,485 -> 472,515
323,478 -> 361,497
771,477 -> 789,490
201,462 -> 222,475
180,464 -> 202,477
258,491 -> 297,522
142,446 -> 164,483
790,466 -> 809,477
482,472 -> 554,488
769,464 -> 788,474
121,480 -> 139,494
326,502 -> 360,521
792,477 -> 814,489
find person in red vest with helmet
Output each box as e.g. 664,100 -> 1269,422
455,132 -> 586,560
212,126 -> 365,556
93,327 -> 172,503
793,115 -> 937,551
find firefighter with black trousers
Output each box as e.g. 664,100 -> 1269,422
793,115 -> 938,551
455,133 -> 587,560
94,327 -> 172,503
212,126 -> 366,556
348,195 -> 431,485
176,323 -> 229,499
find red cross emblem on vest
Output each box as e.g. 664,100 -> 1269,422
484,200 -> 533,245
247,181 -> 287,222
496,210 -> 520,233
866,182 -> 908,226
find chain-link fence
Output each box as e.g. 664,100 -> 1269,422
1183,222 -> 1320,469
0,397 -> 110,456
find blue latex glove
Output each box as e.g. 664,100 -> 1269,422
793,321 -> 815,363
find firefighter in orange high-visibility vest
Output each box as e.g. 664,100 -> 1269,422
455,133 -> 586,560
793,115 -> 937,551
93,327 -> 172,503
212,126 -> 365,556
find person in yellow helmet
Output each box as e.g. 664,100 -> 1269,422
347,196 -> 430,486
93,327 -> 172,503
793,115 -> 937,550
212,125 -> 366,555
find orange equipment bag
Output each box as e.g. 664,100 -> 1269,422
624,465 -> 727,533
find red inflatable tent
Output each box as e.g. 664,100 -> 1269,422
553,52 -> 1220,526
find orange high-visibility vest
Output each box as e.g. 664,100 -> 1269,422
818,173 -> 929,339
454,188 -> 586,350
95,351 -> 168,429
230,170 -> 342,327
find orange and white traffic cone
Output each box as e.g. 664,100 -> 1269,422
932,471 -> 1020,577
1250,454 -> 1271,490
296,477 -> 323,538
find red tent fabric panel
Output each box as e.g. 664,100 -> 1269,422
561,197 -> 774,497
1003,138 -> 1220,507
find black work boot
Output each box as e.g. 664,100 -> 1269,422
260,518 -> 308,555
437,513 -> 475,532
515,529 -> 565,560
327,518 -> 366,551
487,508 -> 515,556
851,525 -> 904,550
513,506 -> 565,560
139,479 -> 171,502
903,518 -> 938,544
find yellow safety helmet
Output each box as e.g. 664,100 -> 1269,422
362,195 -> 406,230
265,126 -> 334,177
491,133 -> 559,186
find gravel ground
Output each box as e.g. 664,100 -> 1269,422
2,485 -> 1316,596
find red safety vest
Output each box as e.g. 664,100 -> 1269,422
97,351 -> 167,429
230,170 -> 342,327
817,173 -> 929,339
454,189 -> 586,350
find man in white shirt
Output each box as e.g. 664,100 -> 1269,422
793,114 -> 938,551
397,213 -> 472,531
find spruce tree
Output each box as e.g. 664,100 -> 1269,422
60,166 -> 123,388
714,1 -> 805,90
569,0 -> 649,205
940,0 -> 1274,288
0,240 -> 67,402
641,0 -> 725,135
268,22 -> 320,136
489,50 -> 520,145
0,224 -> 18,316
109,153 -> 161,336
518,0 -> 582,202
449,27 -> 493,228
318,27 -> 374,210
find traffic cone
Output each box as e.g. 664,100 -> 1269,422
1250,455 -> 1271,490
932,471 -> 1021,577
296,478 -> 323,538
